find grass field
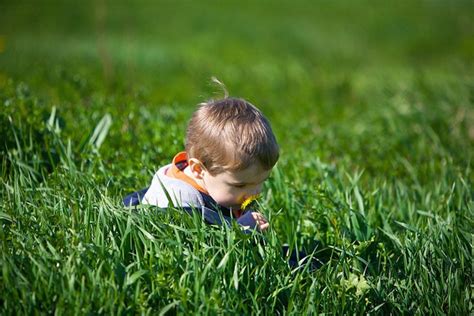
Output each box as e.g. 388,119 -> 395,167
1,0 -> 473,314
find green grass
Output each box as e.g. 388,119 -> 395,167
1,0 -> 473,314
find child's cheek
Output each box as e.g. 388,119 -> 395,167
211,188 -> 241,208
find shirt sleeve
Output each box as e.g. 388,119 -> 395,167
181,206 -> 258,234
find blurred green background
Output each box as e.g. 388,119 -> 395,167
1,0 -> 472,185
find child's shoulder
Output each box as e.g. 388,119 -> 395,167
142,164 -> 204,208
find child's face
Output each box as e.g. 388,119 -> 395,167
201,163 -> 271,210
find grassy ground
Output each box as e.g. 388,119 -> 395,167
1,0 -> 473,314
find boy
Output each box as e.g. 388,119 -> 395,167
125,97 -> 279,232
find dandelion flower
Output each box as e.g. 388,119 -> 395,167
241,194 -> 260,210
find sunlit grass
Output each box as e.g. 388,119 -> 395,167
0,0 -> 472,314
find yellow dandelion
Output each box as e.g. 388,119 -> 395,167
241,194 -> 260,210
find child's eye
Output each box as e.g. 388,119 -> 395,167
233,184 -> 246,188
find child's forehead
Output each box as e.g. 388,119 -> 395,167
220,164 -> 271,183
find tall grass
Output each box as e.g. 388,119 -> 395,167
1,0 -> 473,314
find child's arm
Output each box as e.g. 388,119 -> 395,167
189,206 -> 268,233
236,211 -> 269,231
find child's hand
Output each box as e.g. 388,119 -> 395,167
251,212 -> 269,231
236,211 -> 270,232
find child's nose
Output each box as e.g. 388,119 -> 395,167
249,185 -> 262,196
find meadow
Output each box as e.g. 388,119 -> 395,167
0,0 -> 473,314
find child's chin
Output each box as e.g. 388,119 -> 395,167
226,204 -> 241,210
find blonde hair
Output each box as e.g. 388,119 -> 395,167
185,98 -> 279,175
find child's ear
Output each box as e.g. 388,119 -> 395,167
188,158 -> 206,179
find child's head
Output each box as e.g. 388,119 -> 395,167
185,97 -> 279,209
